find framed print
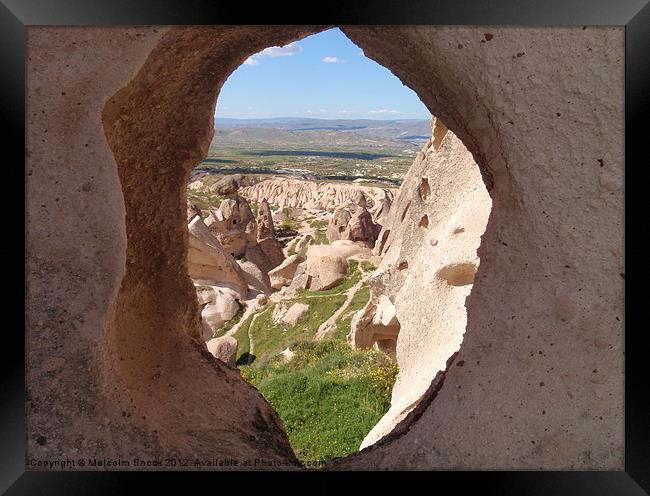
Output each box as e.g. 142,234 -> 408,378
3,0 -> 647,492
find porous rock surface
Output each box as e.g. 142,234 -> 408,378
351,119 -> 493,449
27,26 -> 623,470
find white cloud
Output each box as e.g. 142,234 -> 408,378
306,109 -> 329,114
243,57 -> 259,66
336,109 -> 352,114
322,56 -> 344,64
368,109 -> 400,114
259,42 -> 302,58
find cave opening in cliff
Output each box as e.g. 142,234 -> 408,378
178,27 -> 493,464
99,26 -> 493,468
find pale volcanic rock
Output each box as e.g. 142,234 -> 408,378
187,216 -> 248,298
256,199 -> 276,240
210,174 -> 243,195
348,295 -> 400,355
307,240 -> 372,260
305,255 -> 349,291
354,120 -> 493,450
327,208 -> 352,243
255,198 -> 285,269
238,260 -> 272,295
201,287 -> 241,338
206,336 -> 239,367
345,205 -> 382,248
240,177 -> 395,213
211,194 -> 257,257
281,303 -> 310,326
268,254 -> 306,290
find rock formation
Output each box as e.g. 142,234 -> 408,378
305,255 -> 349,291
326,193 -> 382,248
268,254 -> 306,290
207,336 -> 239,367
255,199 -> 285,270
241,177 -> 395,215
327,208 -> 351,243
199,286 -> 242,338
281,302 -> 310,326
187,216 -> 249,298
348,296 -> 400,356
205,193 -> 257,258
348,119 -> 493,450
238,260 -> 273,295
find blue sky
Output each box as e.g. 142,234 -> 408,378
215,28 -> 431,120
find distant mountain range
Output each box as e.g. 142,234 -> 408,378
213,117 -> 432,143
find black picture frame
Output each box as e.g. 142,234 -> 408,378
3,0 -> 647,492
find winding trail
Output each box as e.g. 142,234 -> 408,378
225,296 -> 261,337
314,274 -> 369,341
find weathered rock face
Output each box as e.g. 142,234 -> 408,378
27,25 -> 623,470
345,205 -> 381,248
348,295 -> 400,356
327,208 -> 351,243
207,336 -> 239,367
307,240 -> 373,261
187,216 -> 249,298
327,194 -> 382,248
305,255 -> 349,291
241,177 -> 395,213
268,254 -> 306,290
255,199 -> 286,270
238,260 -> 272,295
353,120 -> 493,449
208,194 -> 257,257
281,302 -> 310,326
201,287 -> 241,338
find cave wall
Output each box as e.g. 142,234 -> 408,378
358,119 -> 492,450
26,25 -> 623,469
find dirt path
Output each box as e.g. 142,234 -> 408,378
246,311 -> 262,362
225,297 -> 261,337
314,275 -> 368,341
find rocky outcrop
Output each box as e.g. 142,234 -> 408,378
326,192 -> 382,248
241,177 -> 395,214
327,208 -> 351,243
345,203 -> 382,248
187,216 -> 249,298
201,288 -> 241,338
256,199 -> 285,270
207,336 -> 239,367
206,194 -> 257,257
307,240 -> 373,260
350,119 -> 493,450
281,302 -> 310,326
305,255 -> 349,291
348,296 -> 400,356
238,260 -> 273,295
268,254 -> 306,290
